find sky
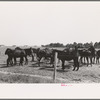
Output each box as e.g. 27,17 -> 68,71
0,1 -> 100,46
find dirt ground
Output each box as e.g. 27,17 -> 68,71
0,46 -> 100,83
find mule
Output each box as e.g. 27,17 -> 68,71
5,47 -> 28,66
78,49 -> 91,66
24,47 -> 34,62
36,48 -> 53,66
95,50 -> 100,64
5,48 -> 14,66
14,47 -> 28,65
52,46 -> 79,71
78,46 -> 96,66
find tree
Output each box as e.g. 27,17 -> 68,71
41,43 -> 64,47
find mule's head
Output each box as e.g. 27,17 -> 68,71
5,48 -> 12,55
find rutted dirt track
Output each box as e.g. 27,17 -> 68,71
1,46 -> 100,83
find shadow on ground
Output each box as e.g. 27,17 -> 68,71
38,64 -> 72,73
0,64 -> 13,68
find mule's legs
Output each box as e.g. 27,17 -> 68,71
10,57 -> 13,66
72,65 -> 76,71
61,60 -> 65,71
50,57 -> 54,66
38,59 -> 41,67
37,57 -> 42,67
73,58 -> 79,71
96,57 -> 99,64
25,56 -> 28,65
86,57 -> 89,66
73,59 -> 75,71
19,57 -> 24,66
96,57 -> 97,64
79,56 -> 83,64
31,53 -> 34,62
7,57 -> 10,66
7,56 -> 13,66
93,56 -> 95,64
14,57 -> 16,65
98,58 -> 99,63
83,57 -> 85,64
90,56 -> 92,66
76,58 -> 79,71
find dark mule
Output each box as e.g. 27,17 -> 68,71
78,49 -> 91,66
24,47 -> 34,62
78,46 -> 96,66
14,47 -> 28,65
5,47 -> 28,66
32,48 -> 40,61
88,45 -> 96,64
95,50 -> 100,64
52,46 -> 79,71
36,48 -> 53,66
5,48 -> 14,66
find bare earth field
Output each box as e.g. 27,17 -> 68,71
0,46 -> 100,83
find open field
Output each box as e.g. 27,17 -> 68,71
0,46 -> 100,83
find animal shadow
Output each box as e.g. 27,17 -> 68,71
39,65 -> 70,72
39,65 -> 54,71
57,69 -> 69,73
28,62 -> 46,68
0,64 -> 13,68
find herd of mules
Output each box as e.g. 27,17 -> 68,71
4,45 -> 100,71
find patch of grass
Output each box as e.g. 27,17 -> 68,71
0,73 -> 62,83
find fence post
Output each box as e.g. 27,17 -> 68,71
53,52 -> 58,83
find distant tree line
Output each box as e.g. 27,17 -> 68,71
41,42 -> 100,48
41,43 -> 64,47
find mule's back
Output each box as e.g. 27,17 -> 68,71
24,48 -> 33,56
14,47 -> 26,57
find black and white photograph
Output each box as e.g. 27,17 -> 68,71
0,1 -> 100,83
0,1 -> 100,99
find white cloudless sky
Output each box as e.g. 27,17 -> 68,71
0,1 -> 100,46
